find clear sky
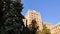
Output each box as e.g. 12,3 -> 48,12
21,0 -> 60,25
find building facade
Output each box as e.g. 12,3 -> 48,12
23,9 -> 60,34
23,9 -> 43,30
43,22 -> 54,29
51,23 -> 60,34
44,22 -> 60,34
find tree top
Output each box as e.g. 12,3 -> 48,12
11,0 -> 20,2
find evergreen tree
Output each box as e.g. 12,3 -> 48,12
29,19 -> 39,34
0,0 -> 25,34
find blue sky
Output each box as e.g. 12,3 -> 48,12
21,0 -> 60,25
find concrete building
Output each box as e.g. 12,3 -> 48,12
23,9 -> 43,30
23,9 -> 60,34
43,22 -> 54,29
43,22 -> 60,34
51,23 -> 60,34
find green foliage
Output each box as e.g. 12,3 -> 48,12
0,0 -> 51,34
36,30 -> 42,34
29,19 -> 39,34
34,24 -> 51,34
0,0 -> 25,34
42,24 -> 51,34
